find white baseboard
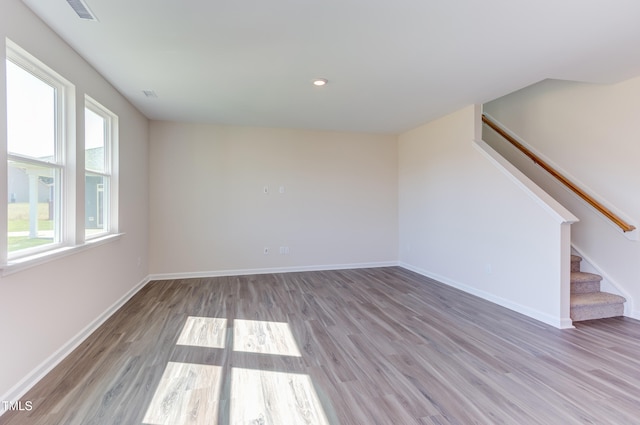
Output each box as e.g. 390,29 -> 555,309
0,275 -> 151,417
399,262 -> 574,330
148,261 -> 400,281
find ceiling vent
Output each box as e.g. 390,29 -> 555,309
66,0 -> 98,21
143,90 -> 158,98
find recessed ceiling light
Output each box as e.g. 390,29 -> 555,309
313,78 -> 328,86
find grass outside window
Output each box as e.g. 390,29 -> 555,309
8,202 -> 54,252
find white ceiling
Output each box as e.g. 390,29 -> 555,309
19,0 -> 640,134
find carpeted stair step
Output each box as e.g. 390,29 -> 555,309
571,255 -> 582,272
570,292 -> 626,322
571,271 -> 602,294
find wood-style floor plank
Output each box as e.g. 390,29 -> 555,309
2,267 -> 640,424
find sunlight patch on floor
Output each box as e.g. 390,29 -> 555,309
176,316 -> 227,349
143,362 -> 223,425
144,318 -> 323,424
230,368 -> 330,425
143,362 -> 222,425
233,319 -> 302,357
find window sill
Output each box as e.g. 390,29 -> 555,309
1,233 -> 125,277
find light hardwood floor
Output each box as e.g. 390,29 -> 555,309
2,267 -> 640,424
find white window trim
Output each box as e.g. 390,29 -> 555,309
1,232 -> 125,276
1,39 -> 120,273
5,40 -> 71,261
84,95 -> 118,239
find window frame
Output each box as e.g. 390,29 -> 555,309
5,42 -> 69,260
2,39 -> 121,273
84,96 -> 116,239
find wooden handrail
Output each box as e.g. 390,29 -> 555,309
482,114 -> 636,233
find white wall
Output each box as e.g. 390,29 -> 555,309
149,122 -> 398,276
484,77 -> 640,318
398,105 -> 576,328
0,0 -> 149,402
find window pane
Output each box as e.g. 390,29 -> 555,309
85,107 -> 105,172
85,174 -> 107,237
6,60 -> 56,160
8,160 -> 57,253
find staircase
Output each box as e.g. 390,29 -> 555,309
570,255 -> 626,321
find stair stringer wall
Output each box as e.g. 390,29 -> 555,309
482,115 -> 638,319
399,105 -> 577,329
483,78 -> 640,320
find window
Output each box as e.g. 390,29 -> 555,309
4,39 -> 119,267
84,98 -> 116,238
6,47 -> 66,258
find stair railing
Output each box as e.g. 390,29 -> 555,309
482,114 -> 635,233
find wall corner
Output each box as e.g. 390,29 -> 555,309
473,104 -> 483,141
